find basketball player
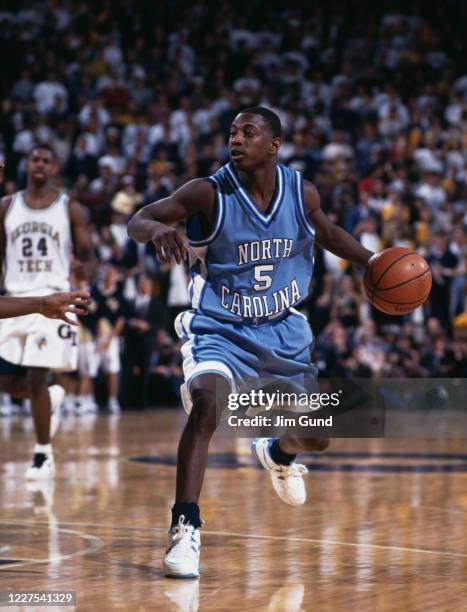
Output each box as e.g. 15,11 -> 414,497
0,144 -> 96,479
128,108 -> 374,578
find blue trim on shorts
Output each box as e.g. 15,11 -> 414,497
187,368 -> 233,389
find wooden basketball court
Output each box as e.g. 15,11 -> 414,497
1,410 -> 467,611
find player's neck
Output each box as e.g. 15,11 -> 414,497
25,182 -> 56,203
237,162 -> 277,199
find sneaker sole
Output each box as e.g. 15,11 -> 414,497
162,564 -> 200,579
163,572 -> 199,579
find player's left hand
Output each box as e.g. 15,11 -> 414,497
40,291 -> 91,325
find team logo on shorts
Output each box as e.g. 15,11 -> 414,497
58,324 -> 78,346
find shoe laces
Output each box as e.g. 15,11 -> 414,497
277,462 -> 307,478
171,515 -> 196,548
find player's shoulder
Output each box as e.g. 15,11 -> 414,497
174,177 -> 217,216
302,178 -> 321,211
0,194 -> 15,218
178,177 -> 216,198
67,197 -> 90,222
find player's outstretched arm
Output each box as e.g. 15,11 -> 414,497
304,181 -> 374,267
0,291 -> 90,325
127,178 -> 215,264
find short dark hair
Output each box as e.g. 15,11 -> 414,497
29,143 -> 56,159
239,106 -> 282,138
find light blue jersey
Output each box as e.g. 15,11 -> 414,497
186,162 -> 315,325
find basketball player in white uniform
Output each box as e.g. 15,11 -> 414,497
0,144 -> 96,479
0,160 -> 90,321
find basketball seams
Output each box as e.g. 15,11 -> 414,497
373,251 -> 415,291
374,267 -> 431,292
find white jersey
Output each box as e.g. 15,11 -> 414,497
3,190 -> 72,296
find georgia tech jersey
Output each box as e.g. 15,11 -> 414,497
3,190 -> 72,295
186,163 -> 315,325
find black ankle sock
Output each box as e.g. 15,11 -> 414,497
269,438 -> 296,466
32,453 -> 47,468
171,502 -> 201,529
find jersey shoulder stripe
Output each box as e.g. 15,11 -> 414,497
294,170 -> 315,236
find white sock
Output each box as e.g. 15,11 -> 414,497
34,443 -> 52,455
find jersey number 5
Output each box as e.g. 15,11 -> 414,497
253,264 -> 274,291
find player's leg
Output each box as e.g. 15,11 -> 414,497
104,338 -> 121,413
27,367 -> 52,444
25,367 -> 65,480
78,374 -> 96,413
163,372 -> 230,578
106,373 -> 120,412
175,373 -> 230,503
77,340 -> 98,414
251,312 -> 330,505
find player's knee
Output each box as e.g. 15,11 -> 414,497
189,390 -> 218,438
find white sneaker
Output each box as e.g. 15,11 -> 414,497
107,397 -> 121,414
74,396 -> 89,416
162,515 -> 201,578
48,385 -> 65,439
84,394 -> 98,414
252,438 -> 307,506
25,453 -> 55,480
63,393 -> 77,414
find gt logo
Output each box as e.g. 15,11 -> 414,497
58,324 -> 78,347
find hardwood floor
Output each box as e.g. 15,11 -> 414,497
1,410 -> 467,611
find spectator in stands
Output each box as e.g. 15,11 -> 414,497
0,1 -> 464,397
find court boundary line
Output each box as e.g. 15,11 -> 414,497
11,518 -> 467,560
0,521 -> 104,570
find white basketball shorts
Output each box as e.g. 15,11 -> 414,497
0,313 -> 78,371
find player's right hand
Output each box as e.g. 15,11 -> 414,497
40,291 -> 91,325
150,224 -> 189,265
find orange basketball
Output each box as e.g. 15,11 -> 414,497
363,247 -> 432,315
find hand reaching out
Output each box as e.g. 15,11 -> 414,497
40,291 -> 90,325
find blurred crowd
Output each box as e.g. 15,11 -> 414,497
0,0 -> 465,409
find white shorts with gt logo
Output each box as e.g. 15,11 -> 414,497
0,313 -> 78,371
